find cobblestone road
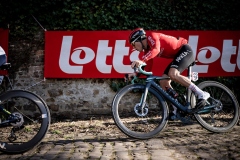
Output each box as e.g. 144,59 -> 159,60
0,117 -> 240,160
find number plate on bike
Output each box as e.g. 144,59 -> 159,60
191,72 -> 198,81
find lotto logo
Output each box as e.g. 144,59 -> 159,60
44,31 -> 240,78
189,36 -> 240,73
59,36 -> 140,74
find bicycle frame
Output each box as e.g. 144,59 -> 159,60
0,63 -> 16,127
0,105 -> 18,127
140,77 -> 191,113
112,62 -> 239,139
135,62 -> 217,114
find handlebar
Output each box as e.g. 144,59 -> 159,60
135,63 -> 153,76
126,62 -> 153,84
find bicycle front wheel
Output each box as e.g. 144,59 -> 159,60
112,84 -> 168,139
0,90 -> 50,154
194,81 -> 239,133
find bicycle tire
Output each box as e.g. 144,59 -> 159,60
112,84 -> 169,139
0,90 -> 50,154
193,81 -> 239,133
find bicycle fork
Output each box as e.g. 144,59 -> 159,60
135,83 -> 152,117
140,83 -> 151,107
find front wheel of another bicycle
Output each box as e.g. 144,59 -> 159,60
193,81 -> 239,133
111,84 -> 169,140
0,90 -> 50,154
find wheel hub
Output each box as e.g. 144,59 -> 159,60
213,100 -> 223,112
134,103 -> 148,117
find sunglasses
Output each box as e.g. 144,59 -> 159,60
131,36 -> 141,47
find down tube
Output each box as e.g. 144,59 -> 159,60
150,82 -> 189,112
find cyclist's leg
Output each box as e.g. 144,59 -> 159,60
161,62 -> 178,118
168,44 -> 210,109
159,74 -> 171,90
167,44 -> 194,86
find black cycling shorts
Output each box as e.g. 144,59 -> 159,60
164,44 -> 194,75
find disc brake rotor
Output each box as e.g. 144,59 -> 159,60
213,100 -> 223,112
134,103 -> 148,117
10,112 -> 24,127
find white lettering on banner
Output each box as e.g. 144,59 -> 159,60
112,41 -> 140,73
238,40 -> 240,70
188,36 -> 240,73
72,47 -> 95,65
96,40 -> 112,73
59,35 -> 239,75
188,36 -> 208,73
59,37 -> 139,74
198,47 -> 220,63
97,40 -> 137,73
59,36 -> 85,74
113,40 -> 131,73
130,50 -> 140,64
221,40 -> 237,72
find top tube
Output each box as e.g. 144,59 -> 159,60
133,63 -> 170,83
137,61 -> 197,78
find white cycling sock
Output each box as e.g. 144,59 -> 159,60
188,83 -> 204,99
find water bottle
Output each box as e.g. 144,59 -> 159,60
166,87 -> 179,117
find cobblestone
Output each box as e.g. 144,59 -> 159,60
0,118 -> 239,160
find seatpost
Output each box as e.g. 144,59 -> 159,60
188,65 -> 192,81
187,65 -> 192,103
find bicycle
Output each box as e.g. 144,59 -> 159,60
0,63 -> 51,154
111,61 -> 239,139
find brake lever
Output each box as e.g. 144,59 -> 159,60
125,74 -> 136,84
125,62 -> 140,84
125,74 -> 129,83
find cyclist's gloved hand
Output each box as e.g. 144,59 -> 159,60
124,73 -> 136,83
131,60 -> 144,69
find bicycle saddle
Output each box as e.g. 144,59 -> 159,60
0,63 -> 11,70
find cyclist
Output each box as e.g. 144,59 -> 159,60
125,28 -> 210,117
0,46 -> 7,83
0,46 -> 6,66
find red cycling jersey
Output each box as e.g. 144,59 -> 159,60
142,32 -> 188,61
141,32 -> 188,71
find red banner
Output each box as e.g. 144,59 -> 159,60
0,28 -> 9,75
0,28 -> 8,56
44,31 -> 240,78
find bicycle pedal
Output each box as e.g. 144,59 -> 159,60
171,114 -> 177,119
169,115 -> 178,121
168,113 -> 178,121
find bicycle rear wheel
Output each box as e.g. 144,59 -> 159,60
193,81 -> 239,133
0,90 -> 50,154
112,84 -> 168,139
